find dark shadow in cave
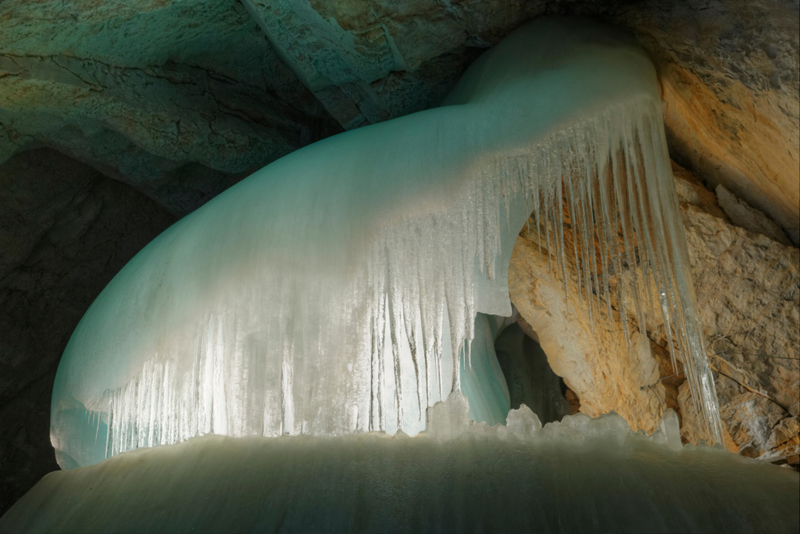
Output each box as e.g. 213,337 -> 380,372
494,323 -> 572,425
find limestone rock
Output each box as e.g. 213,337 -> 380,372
564,388 -> 581,415
680,197 -> 799,419
679,376 -> 799,460
647,164 -> 797,453
0,0 -> 340,215
676,167 -> 799,460
621,0 -> 800,244
715,184 -> 792,246
671,161 -> 729,221
677,380 -> 738,452
509,222 -> 666,434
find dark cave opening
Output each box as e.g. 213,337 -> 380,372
494,323 -> 573,425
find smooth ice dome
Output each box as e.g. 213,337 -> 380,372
50,17 -> 723,470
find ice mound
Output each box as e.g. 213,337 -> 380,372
51,16 -> 722,470
4,398 -> 796,533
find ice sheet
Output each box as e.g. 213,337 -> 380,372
8,399 -> 796,533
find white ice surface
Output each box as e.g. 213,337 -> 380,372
50,17 -> 722,469
7,397 -> 797,533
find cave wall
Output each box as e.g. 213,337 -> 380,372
0,149 -> 176,515
508,161 -> 799,461
2,1 -> 797,238
0,0 -> 342,217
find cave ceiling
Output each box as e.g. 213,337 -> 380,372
0,0 -> 798,239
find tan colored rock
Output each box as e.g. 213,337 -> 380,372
509,162 -> 799,462
658,62 -> 799,244
679,374 -> 799,459
623,163 -> 798,459
671,161 -> 728,221
509,223 -> 666,434
681,197 -> 800,418
564,388 -> 581,415
677,173 -> 799,460
647,340 -> 684,426
677,380 -> 738,452
715,184 -> 792,246
624,0 -> 800,244
659,168 -> 799,461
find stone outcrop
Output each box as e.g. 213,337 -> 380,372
509,161 -> 799,464
622,0 -> 800,244
715,184 -> 792,247
509,221 -> 668,434
0,0 -> 341,216
674,163 -> 799,461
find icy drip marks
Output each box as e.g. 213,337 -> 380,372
52,19 -> 723,469
358,96 -> 724,441
82,97 -> 721,465
101,387 -> 685,461
356,97 -> 723,437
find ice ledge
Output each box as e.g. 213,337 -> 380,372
422,392 -> 684,451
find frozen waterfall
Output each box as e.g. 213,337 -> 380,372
6,398 -> 798,533
50,17 -> 724,470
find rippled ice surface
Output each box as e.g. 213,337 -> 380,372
5,397 -> 797,534
51,17 -> 723,471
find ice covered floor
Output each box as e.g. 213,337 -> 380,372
3,398 -> 798,534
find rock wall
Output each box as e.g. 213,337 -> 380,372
2,1 -> 797,239
0,0 -> 341,216
509,221 -> 667,434
673,163 -> 799,462
623,0 -> 800,244
508,161 -> 799,465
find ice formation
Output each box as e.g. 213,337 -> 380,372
50,17 -> 724,469
6,397 -> 799,533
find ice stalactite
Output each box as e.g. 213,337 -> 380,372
50,17 -> 723,469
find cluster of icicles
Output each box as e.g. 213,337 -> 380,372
51,18 -> 723,469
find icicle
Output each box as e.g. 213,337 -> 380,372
592,132 -> 615,327
545,180 -> 555,277
388,272 -> 405,431
621,120 -> 650,337
565,162 -> 582,306
50,18 -> 723,468
577,170 -> 596,335
555,170 -> 569,307
609,142 -> 631,347
533,165 -> 543,262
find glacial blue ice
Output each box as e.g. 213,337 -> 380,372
50,17 -> 724,470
